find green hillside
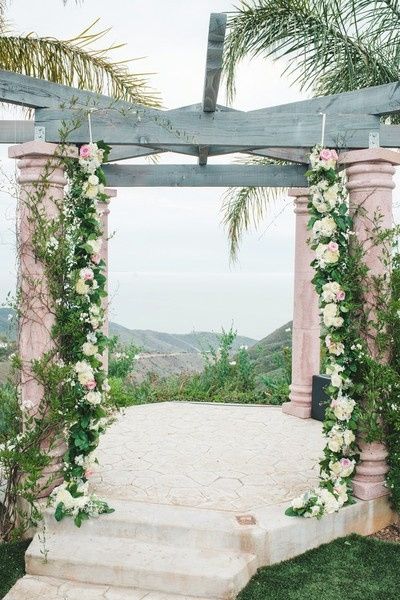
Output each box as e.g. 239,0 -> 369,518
0,308 -> 257,354
247,321 -> 292,375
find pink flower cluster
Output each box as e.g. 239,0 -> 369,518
79,145 -> 92,159
319,148 -> 338,161
328,241 -> 339,252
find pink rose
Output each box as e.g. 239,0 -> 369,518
79,145 -> 91,158
319,148 -> 333,161
85,468 -> 95,478
85,380 -> 97,390
328,241 -> 339,252
91,254 -> 101,265
336,290 -> 346,301
340,458 -> 352,468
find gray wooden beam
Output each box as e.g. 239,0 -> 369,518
102,163 -> 307,187
252,81 -> 400,117
200,13 -> 227,165
36,108 -> 380,148
0,120 -> 34,143
0,69 -> 159,114
202,13 -> 227,112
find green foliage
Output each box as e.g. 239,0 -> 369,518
108,338 -> 140,379
108,327 -> 290,408
0,539 -> 31,599
238,534 -> 400,600
0,382 -> 19,441
0,2 -> 159,106
222,0 -> 400,256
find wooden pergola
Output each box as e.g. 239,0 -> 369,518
1,12 -> 400,187
2,12 -> 400,502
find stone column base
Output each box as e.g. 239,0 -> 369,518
282,383 -> 312,419
352,441 -> 389,501
282,402 -> 311,419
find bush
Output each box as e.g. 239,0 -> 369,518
0,383 -> 20,442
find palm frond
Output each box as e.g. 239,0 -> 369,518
221,157 -> 287,261
0,20 -> 160,107
224,0 -> 398,101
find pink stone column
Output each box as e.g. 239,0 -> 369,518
98,188 -> 116,372
9,141 -> 77,497
282,188 -> 320,419
340,148 -> 400,500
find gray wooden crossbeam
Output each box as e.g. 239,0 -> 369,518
36,107 -> 380,148
0,68 -> 158,114
102,163 -> 307,187
200,12 -> 227,165
252,81 -> 400,117
202,13 -> 227,113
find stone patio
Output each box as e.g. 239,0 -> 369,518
92,402 -> 324,511
6,403 -> 396,600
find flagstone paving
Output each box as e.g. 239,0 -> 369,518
92,402 -> 324,511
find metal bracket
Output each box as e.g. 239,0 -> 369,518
34,126 -> 45,141
369,130 -> 380,148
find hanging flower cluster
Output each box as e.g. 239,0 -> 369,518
286,146 -> 360,519
50,142 -> 114,527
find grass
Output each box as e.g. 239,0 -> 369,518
238,534 -> 400,600
0,539 -> 30,599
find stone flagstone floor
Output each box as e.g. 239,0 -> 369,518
92,402 -> 324,511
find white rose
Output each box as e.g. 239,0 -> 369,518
313,216 -> 337,238
88,174 -> 99,186
292,495 -> 306,510
318,488 -> 340,514
325,249 -> 339,264
87,239 -> 102,255
75,279 -> 89,295
343,429 -> 356,446
86,391 -> 102,405
78,370 -> 93,386
84,184 -> 99,199
82,342 -> 98,356
323,303 -> 338,327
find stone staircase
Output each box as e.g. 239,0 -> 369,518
5,499 -> 263,600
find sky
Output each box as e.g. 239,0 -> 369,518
0,0 -> 312,339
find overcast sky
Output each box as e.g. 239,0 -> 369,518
1,1 -> 314,339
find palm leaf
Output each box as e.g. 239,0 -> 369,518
0,20 -> 160,107
221,157 -> 287,260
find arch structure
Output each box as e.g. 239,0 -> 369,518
2,12 -> 400,501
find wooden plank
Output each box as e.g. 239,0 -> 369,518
102,163 -> 308,187
0,69 -> 158,114
200,13 -> 226,165
379,125 -> 400,147
202,13 -> 227,113
198,145 -> 209,165
0,120 -> 34,143
252,81 -> 400,117
36,108 -> 380,148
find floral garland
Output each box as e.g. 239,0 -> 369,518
286,146 -> 360,518
50,141 -> 114,526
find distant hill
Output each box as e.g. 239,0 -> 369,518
247,321 -> 292,375
0,308 -> 257,354
109,322 -> 257,354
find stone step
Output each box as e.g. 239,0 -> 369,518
26,532 -> 258,599
42,499 -> 264,554
4,574 -> 213,600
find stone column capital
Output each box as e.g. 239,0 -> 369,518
339,148 -> 400,167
